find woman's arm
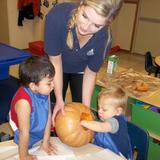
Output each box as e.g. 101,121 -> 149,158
49,55 -> 64,125
82,66 -> 96,107
15,100 -> 35,160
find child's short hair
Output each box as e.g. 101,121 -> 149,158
98,86 -> 128,112
19,56 -> 55,86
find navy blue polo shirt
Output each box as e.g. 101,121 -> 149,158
45,3 -> 112,73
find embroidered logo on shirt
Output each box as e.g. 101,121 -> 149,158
86,49 -> 94,56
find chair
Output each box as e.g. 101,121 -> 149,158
127,121 -> 149,160
145,51 -> 159,77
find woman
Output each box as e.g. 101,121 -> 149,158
44,0 -> 123,124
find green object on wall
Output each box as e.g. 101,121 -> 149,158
91,85 -> 101,111
131,105 -> 160,137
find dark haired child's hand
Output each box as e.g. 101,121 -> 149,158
22,154 -> 37,160
40,140 -> 58,155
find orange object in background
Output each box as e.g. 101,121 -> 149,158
28,41 -> 44,56
110,45 -> 121,54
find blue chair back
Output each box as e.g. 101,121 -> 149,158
127,122 -> 149,160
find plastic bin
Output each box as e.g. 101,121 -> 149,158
28,41 -> 44,56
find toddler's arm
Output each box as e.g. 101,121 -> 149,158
81,120 -> 112,132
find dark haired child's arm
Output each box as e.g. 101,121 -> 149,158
81,120 -> 113,132
40,104 -> 57,154
16,100 -> 37,160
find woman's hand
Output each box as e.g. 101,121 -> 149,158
40,140 -> 58,155
52,100 -> 64,126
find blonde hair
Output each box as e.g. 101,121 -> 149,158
66,0 -> 123,49
98,86 -> 128,112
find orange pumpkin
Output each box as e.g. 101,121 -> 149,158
55,102 -> 94,147
135,82 -> 149,92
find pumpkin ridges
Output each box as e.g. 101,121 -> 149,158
63,129 -> 83,147
55,102 -> 94,147
63,126 -> 92,147
78,126 -> 93,145
55,113 -> 79,136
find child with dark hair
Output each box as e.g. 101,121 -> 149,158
10,56 -> 56,160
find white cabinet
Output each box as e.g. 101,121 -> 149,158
132,0 -> 160,56
111,2 -> 137,51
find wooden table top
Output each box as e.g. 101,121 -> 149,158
0,137 -> 124,160
96,62 -> 160,107
155,56 -> 160,66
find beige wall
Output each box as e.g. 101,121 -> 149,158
132,0 -> 160,56
3,0 -> 75,49
0,0 -> 9,44
32,0 -> 54,41
0,0 -> 54,49
1,0 -> 137,50
111,3 -> 137,51
2,0 -> 160,56
7,0 -> 35,49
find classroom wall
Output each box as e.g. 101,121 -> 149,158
0,0 -> 78,49
1,0 -> 160,55
2,0 -> 135,50
0,0 -> 55,49
132,0 -> 160,56
0,0 -> 9,44
111,2 -> 137,51
7,0 -> 35,49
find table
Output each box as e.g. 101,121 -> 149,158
96,62 -> 160,107
155,56 -> 160,66
0,43 -> 31,80
0,137 -> 124,160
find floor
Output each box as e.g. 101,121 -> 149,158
114,51 -> 146,74
0,51 -> 147,137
